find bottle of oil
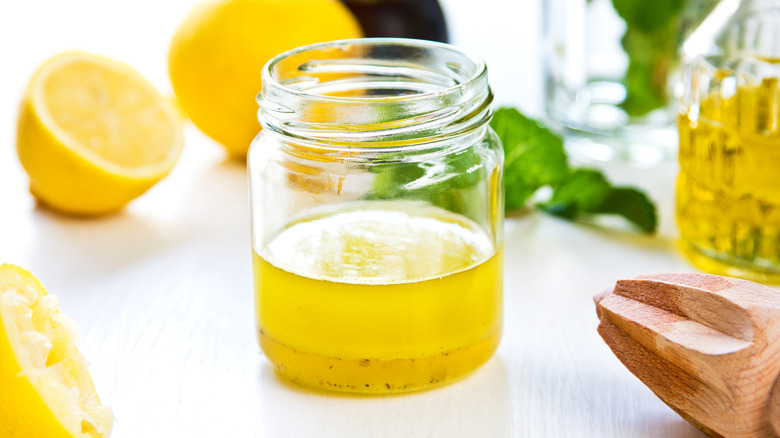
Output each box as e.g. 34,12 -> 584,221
677,0 -> 780,281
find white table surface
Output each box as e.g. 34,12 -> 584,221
0,1 -> 708,437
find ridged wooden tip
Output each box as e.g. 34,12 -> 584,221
596,273 -> 780,438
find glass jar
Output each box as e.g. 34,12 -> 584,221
544,0 -> 716,164
677,0 -> 780,282
248,39 -> 504,393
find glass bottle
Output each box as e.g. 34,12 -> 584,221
677,0 -> 780,282
248,39 -> 503,393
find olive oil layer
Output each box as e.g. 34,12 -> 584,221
678,80 -> 780,280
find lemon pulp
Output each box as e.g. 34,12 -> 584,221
254,202 -> 503,393
41,57 -> 178,169
0,264 -> 112,438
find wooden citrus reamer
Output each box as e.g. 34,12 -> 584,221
595,273 -> 780,437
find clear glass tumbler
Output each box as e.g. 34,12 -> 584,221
544,0 -> 716,164
248,38 -> 504,393
677,0 -> 780,282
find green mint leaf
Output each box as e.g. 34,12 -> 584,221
597,187 -> 658,234
489,107 -> 569,211
539,168 -> 612,218
540,168 -> 658,234
367,105 -> 658,234
491,107 -> 658,233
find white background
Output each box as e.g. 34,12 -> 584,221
0,1 -> 705,437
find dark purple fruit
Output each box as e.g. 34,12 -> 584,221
340,0 -> 449,43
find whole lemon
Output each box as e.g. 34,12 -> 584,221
168,0 -> 363,159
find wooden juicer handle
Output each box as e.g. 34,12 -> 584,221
595,273 -> 780,438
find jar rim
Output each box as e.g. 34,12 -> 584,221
262,37 -> 487,104
257,38 -> 493,145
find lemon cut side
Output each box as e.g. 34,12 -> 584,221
0,264 -> 112,438
16,52 -> 183,216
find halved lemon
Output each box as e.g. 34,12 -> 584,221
0,264 -> 112,438
16,52 -> 183,216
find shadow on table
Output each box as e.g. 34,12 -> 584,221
256,356 -> 511,438
25,206 -> 168,278
24,157 -> 249,282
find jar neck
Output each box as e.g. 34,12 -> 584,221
258,38 -> 493,146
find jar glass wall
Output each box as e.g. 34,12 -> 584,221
677,0 -> 780,282
248,39 -> 504,393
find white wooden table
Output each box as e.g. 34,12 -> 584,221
0,1 -> 708,436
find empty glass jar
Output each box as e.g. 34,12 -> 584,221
248,39 -> 504,393
544,0 -> 716,164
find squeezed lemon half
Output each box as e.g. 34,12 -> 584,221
0,264 -> 112,438
16,52 -> 183,216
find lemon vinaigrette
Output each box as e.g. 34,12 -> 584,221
253,204 -> 501,392
249,39 -> 503,393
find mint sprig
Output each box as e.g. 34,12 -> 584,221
491,107 -> 657,233
365,106 -> 658,234
490,106 -> 569,212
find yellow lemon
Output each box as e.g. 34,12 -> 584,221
0,264 -> 112,438
16,52 -> 184,216
168,0 -> 363,159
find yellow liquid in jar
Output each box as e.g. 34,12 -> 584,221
677,79 -> 780,281
253,202 -> 502,393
